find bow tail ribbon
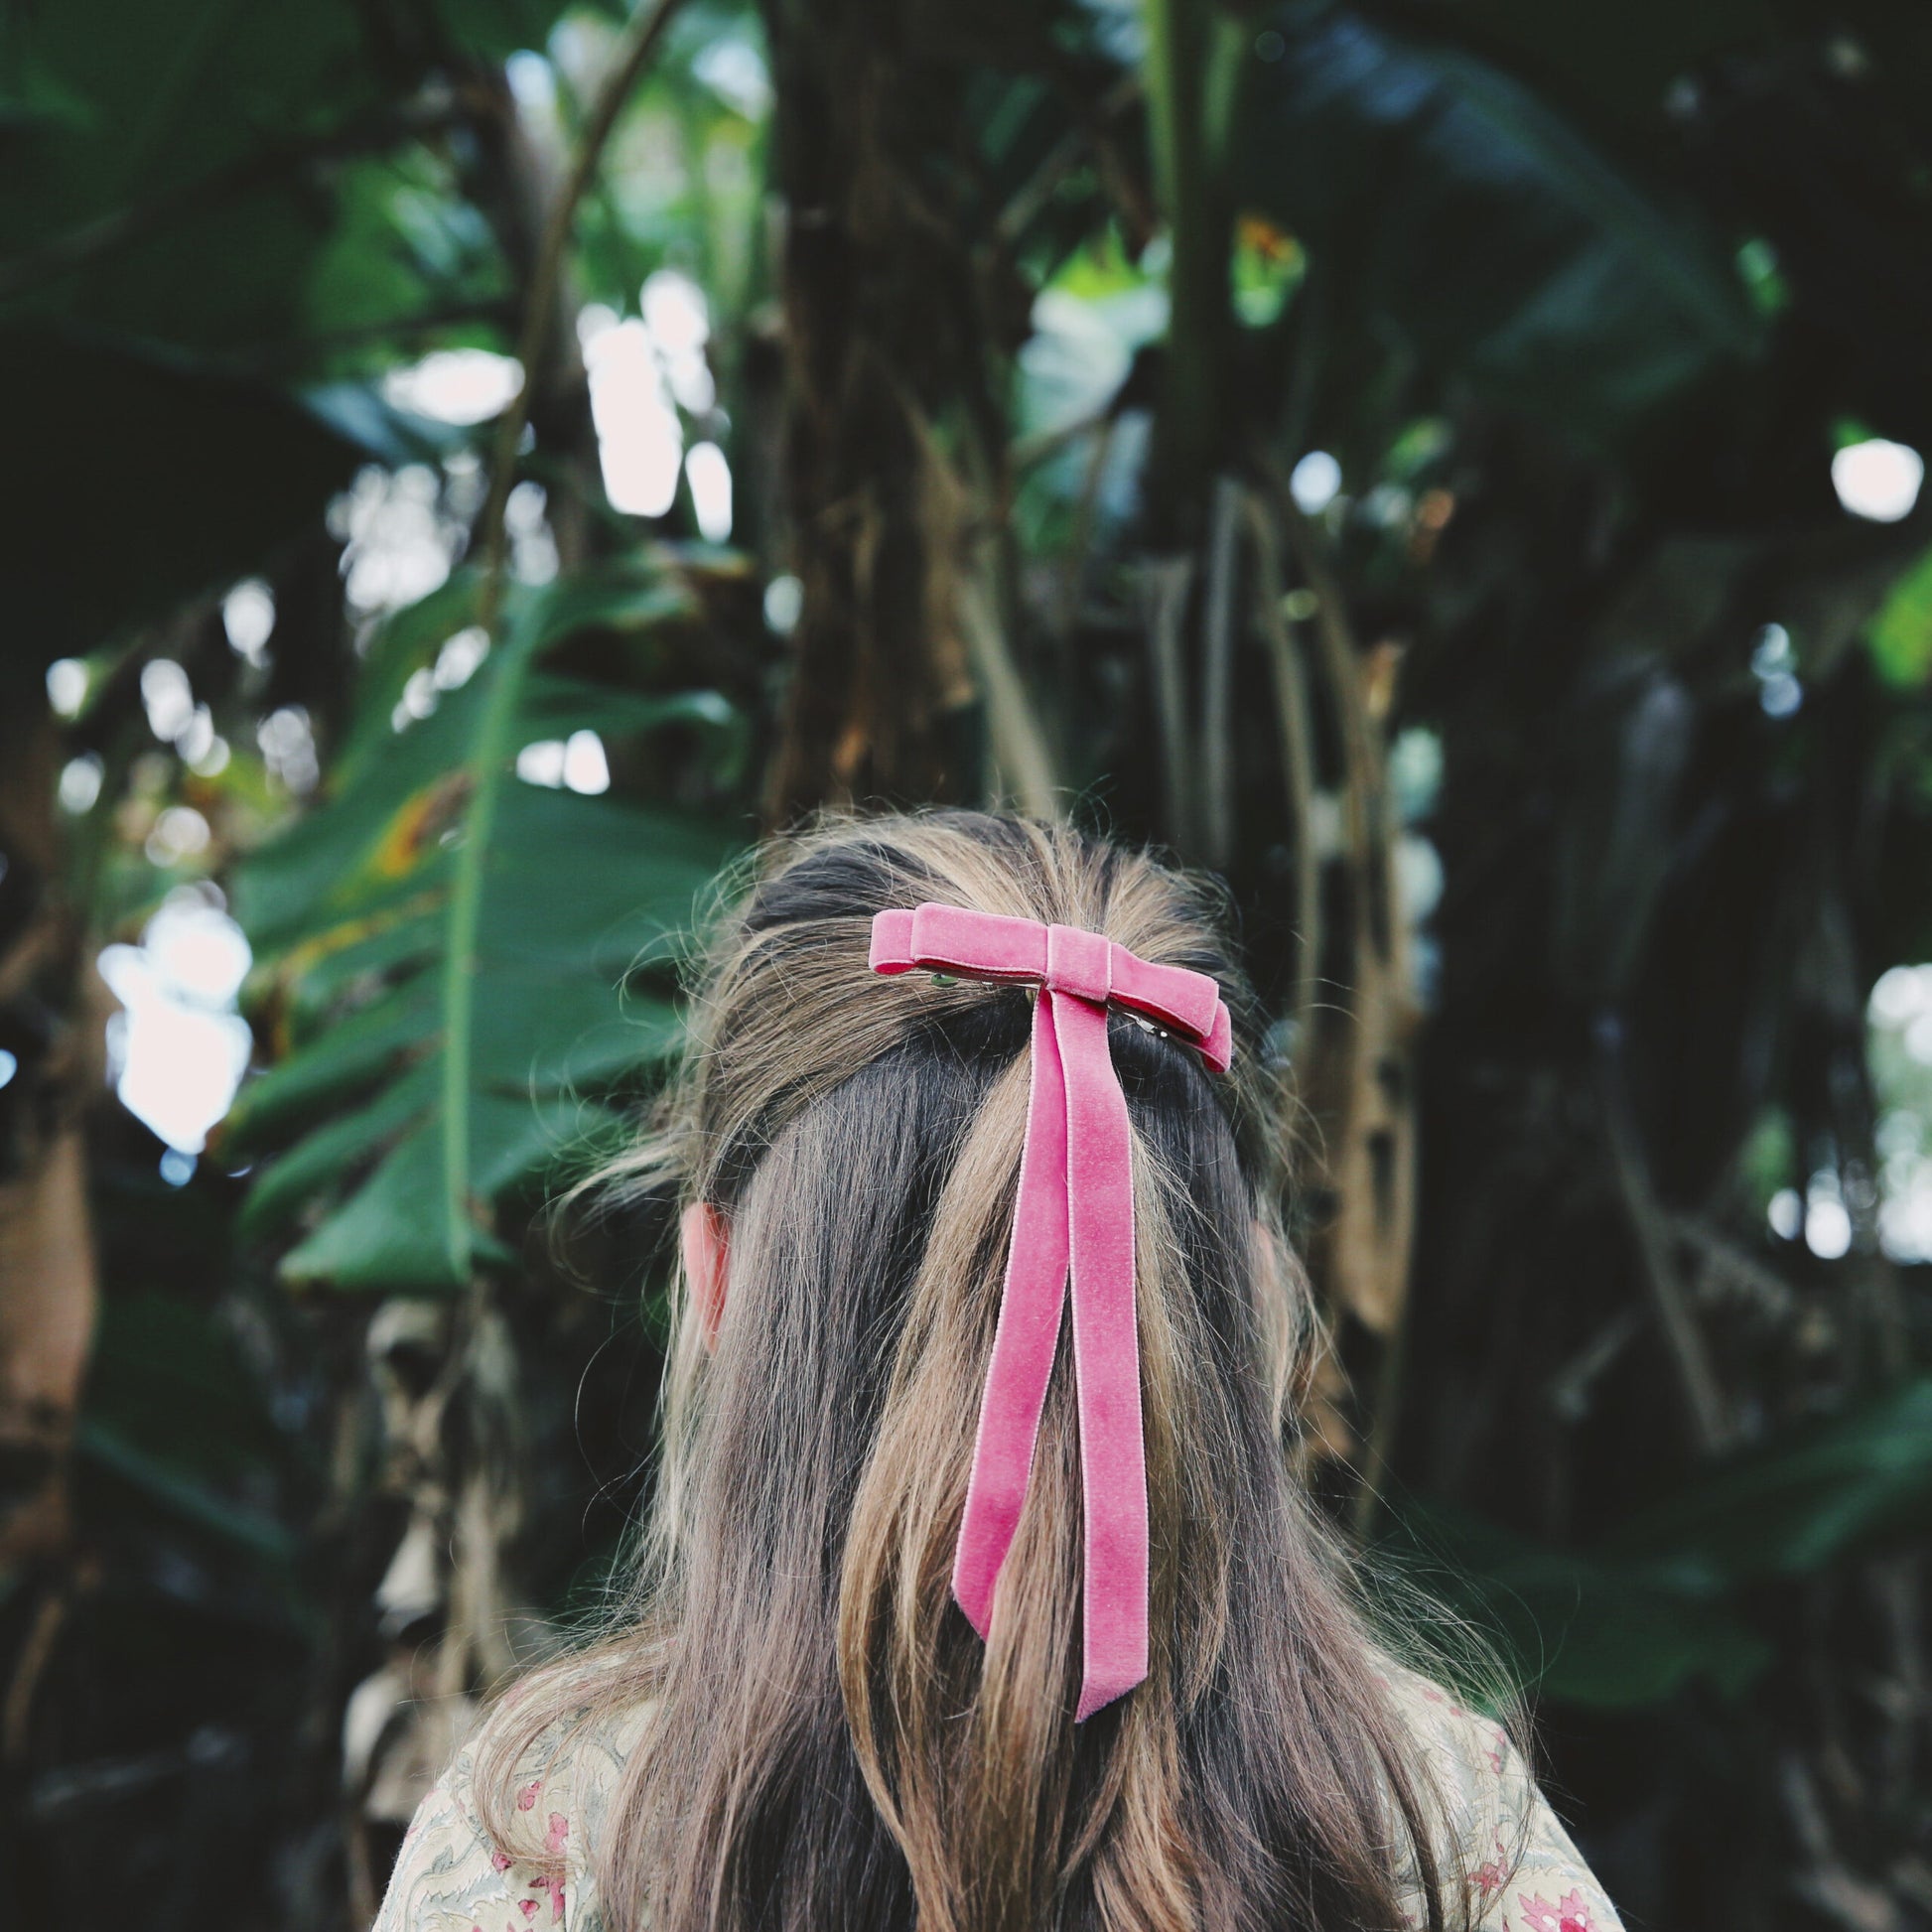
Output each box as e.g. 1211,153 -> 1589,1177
950,986 -> 1149,1721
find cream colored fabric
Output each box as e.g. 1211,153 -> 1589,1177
1396,1673 -> 1625,1932
374,1673 -> 1622,1932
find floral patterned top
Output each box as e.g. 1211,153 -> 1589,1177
374,1671 -> 1622,1932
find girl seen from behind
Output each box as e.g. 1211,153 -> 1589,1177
376,812 -> 1620,1932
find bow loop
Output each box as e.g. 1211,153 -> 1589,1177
868,902 -> 1232,1721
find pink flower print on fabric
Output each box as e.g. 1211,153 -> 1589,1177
515,1779 -> 541,1812
1470,1837 -> 1510,1902
1515,1888 -> 1600,1932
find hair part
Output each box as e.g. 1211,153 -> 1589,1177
475,810 -> 1490,1932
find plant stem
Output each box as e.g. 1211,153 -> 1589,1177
477,0 -> 690,634
438,597 -> 545,1281
958,575 -> 1061,819
1246,495 -> 1321,1047
1144,557 -> 1197,848
1594,1015 -> 1731,1452
1141,0 -> 1224,517
445,0 -> 689,1274
1199,475 -> 1243,867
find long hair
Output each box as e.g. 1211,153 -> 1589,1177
475,811 -> 1478,1932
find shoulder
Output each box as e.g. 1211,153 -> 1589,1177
370,1735 -> 553,1932
1380,1664 -> 1626,1932
372,1703 -> 650,1932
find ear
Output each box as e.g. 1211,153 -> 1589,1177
681,1200 -> 731,1349
1254,1216 -> 1281,1281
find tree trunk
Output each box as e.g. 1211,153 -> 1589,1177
759,0 -> 993,818
0,715 -> 101,1750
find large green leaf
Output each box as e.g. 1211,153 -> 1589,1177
1388,1382 -> 1932,1709
0,0 -> 583,352
229,566 -> 742,1290
77,1291 -> 301,1563
274,1095 -> 609,1290
83,1290 -> 289,1485
78,1420 -> 299,1564
1606,1378 -> 1932,1587
237,1064 -> 439,1242
0,0 -> 377,349
1239,2 -> 1759,443
1430,0 -> 1774,124
0,0 -> 587,675
1385,1503 -> 1772,1710
236,580 -> 717,957
227,983 -> 440,1152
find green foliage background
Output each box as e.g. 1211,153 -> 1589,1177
3,0 -> 1931,1925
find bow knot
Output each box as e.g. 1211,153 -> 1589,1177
869,901 -> 1232,1720
1044,922 -> 1112,1004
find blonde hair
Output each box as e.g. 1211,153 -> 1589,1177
475,811 -> 1476,1932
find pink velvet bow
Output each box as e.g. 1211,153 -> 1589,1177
869,902 -> 1232,1719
